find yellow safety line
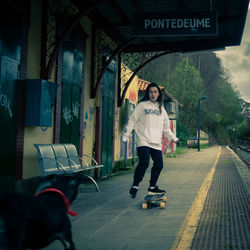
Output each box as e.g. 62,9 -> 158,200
170,146 -> 221,250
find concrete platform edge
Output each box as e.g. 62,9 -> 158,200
171,146 -> 222,250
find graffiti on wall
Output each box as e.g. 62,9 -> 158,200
128,102 -> 136,157
63,106 -> 72,125
120,134 -> 125,158
129,90 -> 137,103
128,135 -> 133,157
63,101 -> 80,125
119,100 -> 136,159
83,106 -> 94,139
0,85 -> 12,118
162,120 -> 174,154
82,121 -> 87,139
72,102 -> 80,118
88,107 -> 94,129
41,127 -> 48,132
129,102 -> 135,116
114,110 -> 119,140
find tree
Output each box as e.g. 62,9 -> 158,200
180,52 -> 243,144
136,53 -> 183,84
127,51 -> 244,144
205,73 -> 243,143
163,57 -> 204,135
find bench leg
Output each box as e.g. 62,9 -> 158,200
79,174 -> 99,192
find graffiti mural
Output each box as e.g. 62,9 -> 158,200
120,134 -> 125,158
162,120 -> 174,154
88,106 -> 94,129
121,100 -> 136,159
82,106 -> 95,140
128,135 -> 133,157
114,110 -> 119,140
129,90 -> 137,103
82,121 -> 87,139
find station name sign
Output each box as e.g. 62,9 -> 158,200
133,12 -> 218,36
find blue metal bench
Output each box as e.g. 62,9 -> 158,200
34,144 -> 104,191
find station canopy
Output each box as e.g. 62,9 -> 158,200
73,0 -> 249,53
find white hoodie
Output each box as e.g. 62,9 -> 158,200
122,100 -> 178,150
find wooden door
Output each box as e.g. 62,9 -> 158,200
0,2 -> 22,194
101,66 -> 116,176
60,42 -> 83,151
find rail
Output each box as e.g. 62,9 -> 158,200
229,140 -> 250,168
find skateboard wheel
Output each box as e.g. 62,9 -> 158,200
160,202 -> 165,209
162,196 -> 167,202
142,203 -> 148,210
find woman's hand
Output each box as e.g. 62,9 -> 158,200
175,139 -> 180,145
122,135 -> 129,142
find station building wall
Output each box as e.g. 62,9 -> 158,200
0,0 -> 142,190
23,0 -> 54,178
20,0 -> 97,179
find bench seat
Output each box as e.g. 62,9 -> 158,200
34,143 -> 104,191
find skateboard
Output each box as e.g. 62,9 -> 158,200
142,194 -> 167,209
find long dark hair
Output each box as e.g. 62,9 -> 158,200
139,83 -> 163,113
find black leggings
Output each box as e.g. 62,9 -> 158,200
133,146 -> 163,187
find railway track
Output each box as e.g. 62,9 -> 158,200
229,140 -> 250,168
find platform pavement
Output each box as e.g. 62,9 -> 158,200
44,145 -> 249,250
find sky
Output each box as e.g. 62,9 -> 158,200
216,6 -> 250,102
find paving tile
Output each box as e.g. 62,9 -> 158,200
43,146 -> 249,250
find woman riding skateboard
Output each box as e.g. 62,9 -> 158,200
122,83 -> 179,198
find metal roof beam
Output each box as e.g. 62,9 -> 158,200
109,0 -> 132,24
119,51 -> 173,107
42,0 -> 105,80
91,37 -> 139,98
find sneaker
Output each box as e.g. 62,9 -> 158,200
148,186 -> 165,195
129,186 -> 138,199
